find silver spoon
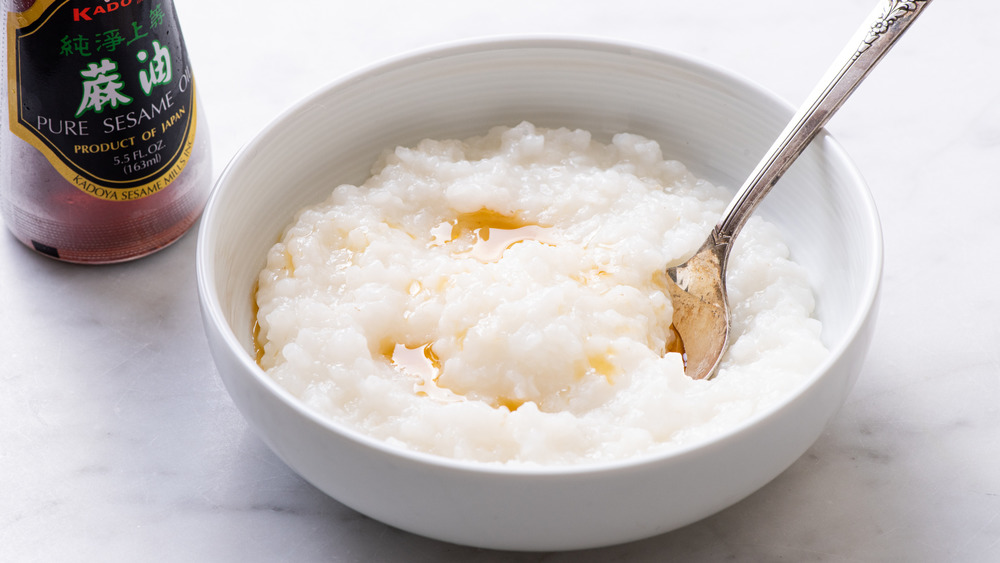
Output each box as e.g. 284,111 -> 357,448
666,0 -> 933,380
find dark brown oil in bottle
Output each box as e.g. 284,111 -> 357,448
1,0 -> 211,263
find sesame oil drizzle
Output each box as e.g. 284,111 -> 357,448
430,209 -> 558,262
388,210 -> 561,408
253,208 -> 685,410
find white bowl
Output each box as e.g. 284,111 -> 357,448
196,37 -> 881,551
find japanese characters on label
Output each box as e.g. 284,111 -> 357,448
7,0 -> 197,201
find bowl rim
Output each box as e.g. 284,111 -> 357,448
196,34 -> 883,477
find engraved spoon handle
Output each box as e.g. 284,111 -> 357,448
714,0 -> 933,242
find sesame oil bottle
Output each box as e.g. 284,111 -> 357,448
1,0 -> 211,263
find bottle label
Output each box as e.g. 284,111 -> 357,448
6,0 -> 198,202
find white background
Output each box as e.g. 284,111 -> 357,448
2,0 -> 998,560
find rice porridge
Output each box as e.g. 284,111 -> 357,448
255,122 -> 827,465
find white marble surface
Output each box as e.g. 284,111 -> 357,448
2,0 -> 998,560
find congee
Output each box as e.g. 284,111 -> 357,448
254,122 -> 827,464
